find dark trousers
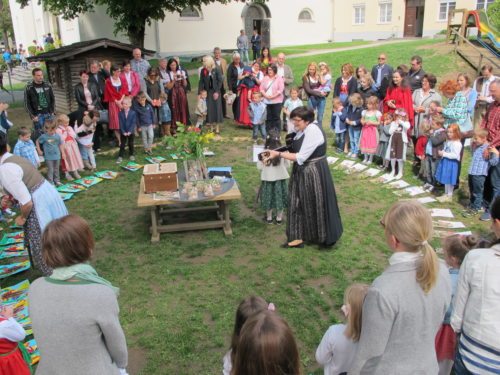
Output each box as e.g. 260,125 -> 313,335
483,161 -> 500,211
252,49 -> 260,61
425,157 -> 439,186
453,348 -> 473,375
468,174 -> 486,210
265,103 -> 282,134
232,91 -> 240,120
220,86 -> 227,118
93,123 -> 103,151
119,134 -> 135,158
335,132 -> 346,153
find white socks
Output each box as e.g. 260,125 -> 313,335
445,184 -> 454,196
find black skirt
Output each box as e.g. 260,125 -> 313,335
287,157 -> 343,246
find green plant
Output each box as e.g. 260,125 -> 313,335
44,43 -> 55,52
163,123 -> 214,159
487,0 -> 500,31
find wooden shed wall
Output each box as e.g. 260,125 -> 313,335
47,47 -> 137,114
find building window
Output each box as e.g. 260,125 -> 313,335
438,1 -> 456,21
379,2 -> 392,23
179,7 -> 202,19
476,0 -> 494,10
298,9 -> 313,22
353,4 -> 365,25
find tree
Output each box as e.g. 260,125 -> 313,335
0,0 -> 14,49
487,0 -> 500,31
17,0 -> 253,48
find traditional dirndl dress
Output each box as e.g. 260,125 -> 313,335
435,157 -> 459,185
360,124 -> 379,154
0,319 -> 31,375
260,180 -> 288,211
25,180 -> 68,275
287,124 -> 343,246
57,126 -> 84,172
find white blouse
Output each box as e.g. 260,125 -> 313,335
0,153 -> 31,205
294,123 -> 325,165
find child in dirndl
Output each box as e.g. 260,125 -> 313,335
376,112 -> 393,170
435,124 -> 462,202
0,305 -> 31,374
257,133 -> 290,224
386,108 -> 411,179
359,96 -> 382,164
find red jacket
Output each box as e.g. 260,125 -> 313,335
415,135 -> 428,157
383,86 -> 415,128
103,78 -> 127,103
119,71 -> 141,97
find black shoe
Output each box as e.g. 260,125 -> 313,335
276,219 -> 283,225
266,218 -> 273,224
280,242 -> 304,248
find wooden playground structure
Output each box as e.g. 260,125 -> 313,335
447,8 -> 499,74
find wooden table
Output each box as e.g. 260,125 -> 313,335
137,177 -> 242,242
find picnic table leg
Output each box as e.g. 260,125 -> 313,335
221,200 -> 233,236
150,206 -> 160,243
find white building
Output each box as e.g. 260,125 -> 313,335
8,0 -> 495,55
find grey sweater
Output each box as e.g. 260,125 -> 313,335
29,278 -> 128,375
349,261 -> 451,375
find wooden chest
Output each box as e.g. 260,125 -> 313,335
143,163 -> 178,193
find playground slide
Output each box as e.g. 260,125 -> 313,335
467,9 -> 499,50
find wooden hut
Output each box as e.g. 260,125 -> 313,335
28,38 -> 155,113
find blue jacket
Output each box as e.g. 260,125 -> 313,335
159,102 -> 171,123
0,111 -> 12,134
330,109 -> 347,133
133,101 -> 155,127
340,104 -> 363,129
119,109 -> 137,134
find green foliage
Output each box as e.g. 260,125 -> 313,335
16,0 -> 255,46
0,0 -> 14,47
487,0 -> 500,31
44,43 -> 55,52
163,124 -> 214,159
27,46 -> 37,56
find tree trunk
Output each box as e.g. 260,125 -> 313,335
2,30 -> 9,50
127,22 -> 146,49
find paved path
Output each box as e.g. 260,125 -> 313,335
0,90 -> 23,104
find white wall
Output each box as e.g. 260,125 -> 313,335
58,16 -> 80,46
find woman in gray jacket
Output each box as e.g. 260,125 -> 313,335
350,201 -> 451,374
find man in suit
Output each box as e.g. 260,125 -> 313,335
408,55 -> 426,92
371,53 -> 393,99
276,53 -> 294,131
250,29 -> 261,61
88,61 -> 106,101
214,47 -> 229,118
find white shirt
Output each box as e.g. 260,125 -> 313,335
442,140 -> 463,161
0,152 -> 32,205
316,324 -> 358,375
451,246 -> 500,348
277,65 -> 285,78
124,72 -> 132,92
222,350 -> 232,375
257,159 -> 290,181
388,251 -> 422,266
473,75 -> 498,104
295,123 -> 325,165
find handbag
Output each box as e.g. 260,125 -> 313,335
98,109 -> 109,124
298,76 -> 310,101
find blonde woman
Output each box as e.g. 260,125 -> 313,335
316,283 -> 369,374
198,55 -> 223,133
302,62 -> 327,125
350,201 -> 451,374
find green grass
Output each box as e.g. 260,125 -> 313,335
1,38 -> 486,374
273,41 -> 371,55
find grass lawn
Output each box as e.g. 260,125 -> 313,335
1,38 -> 487,374
273,41 -> 371,55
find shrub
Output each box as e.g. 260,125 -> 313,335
487,0 -> 500,31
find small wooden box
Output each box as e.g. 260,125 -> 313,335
143,163 -> 178,193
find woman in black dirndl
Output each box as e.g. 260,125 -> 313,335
267,107 -> 343,248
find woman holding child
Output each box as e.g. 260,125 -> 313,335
412,73 -> 441,139
267,107 -> 343,248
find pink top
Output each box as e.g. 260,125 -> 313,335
260,75 -> 284,104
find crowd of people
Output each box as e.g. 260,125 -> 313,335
0,34 -> 499,374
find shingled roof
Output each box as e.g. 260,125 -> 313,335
28,38 -> 155,62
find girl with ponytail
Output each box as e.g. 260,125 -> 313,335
350,201 -> 451,374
